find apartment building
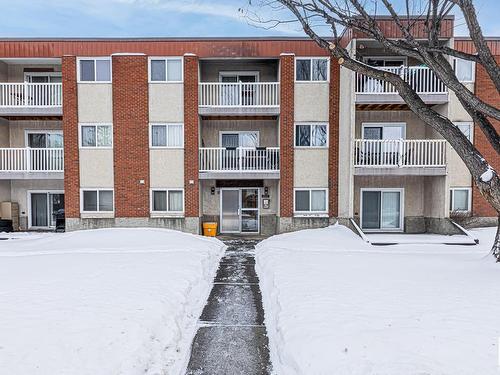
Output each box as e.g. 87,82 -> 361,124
0,16 -> 497,235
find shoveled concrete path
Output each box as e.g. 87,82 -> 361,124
185,239 -> 272,375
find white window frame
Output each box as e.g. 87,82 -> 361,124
454,122 -> 473,143
294,57 -> 330,82
27,190 -> 64,229
360,188 -> 404,232
294,122 -> 329,148
293,188 -> 329,216
450,187 -> 472,212
79,123 -> 113,149
24,72 -> 62,83
148,57 -> 184,83
454,58 -> 475,83
150,188 -> 185,215
77,57 -> 112,83
149,123 -> 184,148
80,188 -> 115,214
219,131 -> 260,147
218,71 -> 260,82
24,129 -> 63,148
361,122 -> 407,139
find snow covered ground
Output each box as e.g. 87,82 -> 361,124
256,225 -> 500,375
0,228 -> 225,375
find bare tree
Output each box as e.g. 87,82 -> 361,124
245,0 -> 500,260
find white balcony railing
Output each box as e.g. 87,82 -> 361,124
199,82 -> 280,107
355,66 -> 446,94
199,147 -> 280,172
353,139 -> 446,167
0,148 -> 64,172
0,83 -> 63,107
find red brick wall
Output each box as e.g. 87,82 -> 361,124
328,58 -> 340,217
279,54 -> 295,217
62,56 -> 80,218
184,54 -> 200,217
472,57 -> 500,217
112,55 -> 150,217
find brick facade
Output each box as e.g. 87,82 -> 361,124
112,55 -> 150,217
279,53 -> 295,217
62,56 -> 80,218
183,54 -> 200,218
472,56 -> 500,217
328,58 -> 340,217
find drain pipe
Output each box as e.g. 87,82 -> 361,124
349,218 -> 370,244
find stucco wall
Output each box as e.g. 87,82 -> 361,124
0,118 -> 9,147
7,64 -> 61,82
293,149 -> 329,188
355,110 -> 430,139
294,83 -> 330,122
77,84 -> 113,123
8,120 -> 62,147
200,119 -> 279,147
149,149 -> 184,188
148,83 -> 183,122
79,149 -> 114,188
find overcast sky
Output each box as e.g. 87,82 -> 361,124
0,0 -> 498,38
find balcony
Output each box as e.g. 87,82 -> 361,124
355,66 -> 448,106
199,147 -> 280,179
198,82 -> 280,116
0,83 -> 63,116
0,148 -> 64,179
353,139 -> 447,175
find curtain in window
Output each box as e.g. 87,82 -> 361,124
153,191 -> 167,211
96,60 -> 111,81
167,59 -> 182,81
311,190 -> 326,211
456,58 -> 473,82
97,126 -> 112,147
167,125 -> 183,147
312,59 -> 327,81
295,190 -> 310,211
296,125 -> 311,146
311,125 -> 327,146
98,191 -> 113,211
48,134 -> 63,148
152,125 -> 167,147
381,192 -> 400,228
168,191 -> 183,211
81,126 -> 96,147
453,190 -> 469,211
31,193 -> 48,227
151,60 -> 166,81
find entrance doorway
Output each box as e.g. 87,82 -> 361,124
220,188 -> 260,233
360,189 -> 403,231
29,191 -> 64,229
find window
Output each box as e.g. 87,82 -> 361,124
150,124 -> 183,147
27,131 -> 63,148
450,188 -> 471,212
149,58 -> 183,82
365,57 -> 406,67
455,58 -> 474,82
455,122 -> 473,142
295,58 -> 329,81
220,131 -> 259,148
82,189 -> 114,212
295,124 -> 328,147
80,124 -> 112,148
294,189 -> 328,214
151,189 -> 184,213
78,58 -> 111,82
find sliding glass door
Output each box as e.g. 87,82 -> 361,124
30,192 -> 64,228
361,190 -> 402,231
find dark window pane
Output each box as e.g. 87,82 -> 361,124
28,133 -> 46,148
312,59 -> 327,81
81,126 -> 96,147
295,190 -> 310,211
80,60 -> 95,81
296,125 -> 311,146
83,191 -> 98,211
361,191 -> 381,229
296,59 -> 311,81
153,191 -> 167,211
99,191 -> 113,211
151,60 -> 166,81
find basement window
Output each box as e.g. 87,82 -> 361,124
450,188 -> 471,212
151,189 -> 184,213
82,189 -> 114,212
294,189 -> 328,215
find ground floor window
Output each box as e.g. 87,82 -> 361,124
81,189 -> 114,213
361,189 -> 403,231
151,189 -> 184,213
450,188 -> 471,213
29,192 -> 64,228
294,188 -> 328,215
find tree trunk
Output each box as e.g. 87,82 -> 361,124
493,218 -> 500,262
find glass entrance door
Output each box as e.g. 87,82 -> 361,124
30,192 -> 64,228
221,189 -> 240,233
241,188 -> 259,233
220,188 -> 260,233
361,190 -> 402,231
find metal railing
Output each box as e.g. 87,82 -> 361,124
353,139 -> 447,167
355,66 -> 447,94
199,82 -> 280,107
0,148 -> 64,172
199,147 -> 280,172
0,83 -> 63,107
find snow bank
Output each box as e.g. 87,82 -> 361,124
0,228 -> 225,375
256,224 -> 500,375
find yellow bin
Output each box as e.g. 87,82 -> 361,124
203,222 -> 218,237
